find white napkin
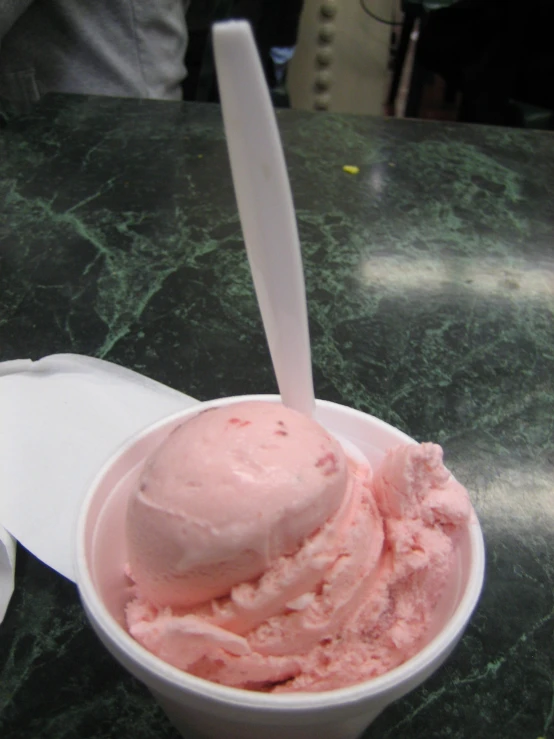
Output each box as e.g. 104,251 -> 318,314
0,354 -> 199,623
0,525 -> 16,622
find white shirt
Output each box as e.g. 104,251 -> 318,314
0,0 -> 190,106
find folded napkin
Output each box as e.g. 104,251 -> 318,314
0,526 -> 16,623
0,355 -> 198,624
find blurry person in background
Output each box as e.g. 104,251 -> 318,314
236,0 -> 304,106
0,0 -> 191,110
182,0 -> 304,107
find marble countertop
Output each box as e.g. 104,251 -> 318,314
1,94 -> 553,739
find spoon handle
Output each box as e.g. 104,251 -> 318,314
213,21 -> 315,417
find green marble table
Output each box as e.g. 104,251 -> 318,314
1,94 -> 554,739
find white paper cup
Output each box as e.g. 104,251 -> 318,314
75,395 -> 485,739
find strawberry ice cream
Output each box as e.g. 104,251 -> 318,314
125,401 -> 470,692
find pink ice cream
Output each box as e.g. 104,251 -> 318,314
125,401 -> 470,692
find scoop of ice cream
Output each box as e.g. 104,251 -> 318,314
126,401 -> 348,609
125,435 -> 471,693
127,459 -> 383,680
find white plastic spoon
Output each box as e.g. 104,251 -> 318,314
212,20 -> 314,417
212,21 -> 365,464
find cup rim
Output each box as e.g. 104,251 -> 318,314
75,394 -> 485,711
